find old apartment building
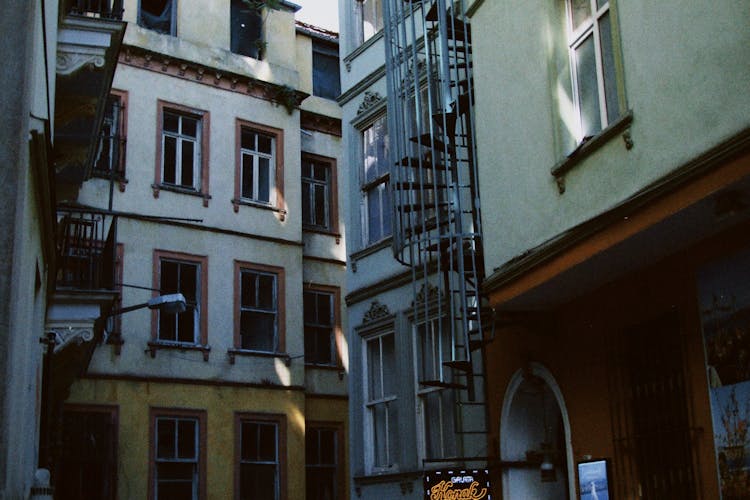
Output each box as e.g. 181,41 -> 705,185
339,0 -> 749,499
55,1 -> 348,499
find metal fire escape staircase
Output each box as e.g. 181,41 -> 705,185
384,0 -> 494,462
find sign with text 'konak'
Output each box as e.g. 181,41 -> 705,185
424,469 -> 492,500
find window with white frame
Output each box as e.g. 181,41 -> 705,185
362,115 -> 391,246
302,157 -> 332,231
306,426 -> 339,500
162,109 -> 202,190
304,290 -> 335,366
357,0 -> 383,44
364,332 -> 398,471
238,418 -> 280,500
415,319 -> 457,460
566,0 -> 621,141
153,415 -> 200,499
238,268 -> 278,352
240,127 -> 276,205
158,258 -> 200,344
139,0 -> 177,35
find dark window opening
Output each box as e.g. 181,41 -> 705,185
231,0 -> 263,59
304,290 -> 335,365
306,427 -> 338,500
158,259 -> 199,344
93,94 -> 124,178
240,269 -> 278,351
139,0 -> 176,35
239,420 -> 279,499
302,158 -> 331,230
312,40 -> 340,99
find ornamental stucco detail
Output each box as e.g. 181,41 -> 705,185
363,300 -> 390,323
357,91 -> 383,115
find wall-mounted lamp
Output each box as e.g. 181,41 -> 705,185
107,293 -> 186,317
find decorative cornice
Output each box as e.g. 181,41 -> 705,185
120,45 -> 309,111
363,300 -> 391,323
57,52 -> 106,75
301,110 -> 342,137
47,327 -> 95,354
357,91 -> 384,115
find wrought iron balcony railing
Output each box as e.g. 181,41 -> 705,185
64,0 -> 124,20
56,208 -> 118,291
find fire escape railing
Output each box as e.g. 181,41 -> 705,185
384,0 -> 494,463
56,207 -> 118,291
64,0 -> 124,20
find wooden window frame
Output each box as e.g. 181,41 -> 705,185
153,100 -> 211,206
302,153 -> 339,236
303,284 -> 342,368
59,404 -> 119,500
148,250 -> 209,359
233,119 -> 285,215
232,260 -> 286,354
93,89 -> 129,192
148,407 -> 207,500
234,412 -> 288,500
360,114 -> 391,247
305,421 -> 345,500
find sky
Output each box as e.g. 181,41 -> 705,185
293,0 -> 340,32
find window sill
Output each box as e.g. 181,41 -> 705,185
227,348 -> 290,365
146,341 -> 211,361
350,237 -> 393,273
152,183 -> 211,207
231,198 -> 287,221
303,226 -> 342,244
551,110 -> 634,194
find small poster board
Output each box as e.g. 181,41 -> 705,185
577,459 -> 611,500
424,469 -> 492,500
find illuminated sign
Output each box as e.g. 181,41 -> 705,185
424,469 -> 492,500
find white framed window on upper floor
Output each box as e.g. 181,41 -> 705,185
139,0 -> 177,36
233,120 -> 285,213
234,261 -> 285,354
152,251 -> 208,348
414,318 -> 457,463
153,101 -> 211,205
363,330 -> 399,473
230,0 -> 264,59
565,0 -> 622,142
355,0 -> 384,45
361,114 -> 391,247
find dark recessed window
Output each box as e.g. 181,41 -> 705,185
312,40 -> 340,100
139,0 -> 176,35
231,0 -> 264,59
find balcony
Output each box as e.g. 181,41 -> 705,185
64,0 -> 124,20
55,207 -> 118,291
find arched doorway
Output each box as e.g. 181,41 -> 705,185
500,363 -> 575,499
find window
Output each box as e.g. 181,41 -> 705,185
362,115 -> 391,245
304,289 -> 336,366
153,251 -> 207,347
312,40 -> 341,99
415,319 -> 456,460
231,0 -> 263,59
364,332 -> 398,471
236,414 -> 286,500
57,405 -> 118,500
566,0 -> 621,141
154,101 -> 210,204
150,409 -> 206,500
306,425 -> 341,500
302,155 -> 337,232
235,262 -> 285,353
93,91 -> 127,182
357,0 -> 383,44
139,0 -> 177,35
233,121 -> 284,212
162,110 -> 201,190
